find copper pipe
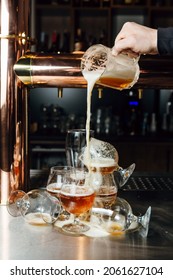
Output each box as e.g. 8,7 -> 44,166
137,55 -> 173,89
0,0 -> 31,205
14,53 -> 173,89
14,52 -> 85,88
1,1 -> 173,207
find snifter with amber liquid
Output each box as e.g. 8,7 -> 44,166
80,138 -> 135,209
59,168 -> 95,234
80,138 -> 119,209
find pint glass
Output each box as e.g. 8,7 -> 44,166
65,129 -> 94,168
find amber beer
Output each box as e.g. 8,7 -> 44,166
90,165 -> 117,174
46,183 -> 61,198
89,159 -> 118,208
97,76 -> 133,90
89,158 -> 118,174
60,188 -> 95,215
94,191 -> 117,209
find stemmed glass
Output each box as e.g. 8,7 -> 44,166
92,197 -> 151,238
46,165 -> 73,221
80,137 -> 135,189
46,166 -> 73,196
115,163 -> 136,187
59,168 -> 95,234
7,189 -> 61,225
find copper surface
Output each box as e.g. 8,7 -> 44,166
0,0 -> 31,204
1,1 -> 173,206
14,52 -> 85,88
14,53 -> 173,89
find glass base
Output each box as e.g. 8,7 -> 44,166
62,222 -> 90,234
7,190 -> 26,217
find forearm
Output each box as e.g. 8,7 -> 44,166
157,27 -> 173,55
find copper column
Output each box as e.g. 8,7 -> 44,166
0,0 -> 31,204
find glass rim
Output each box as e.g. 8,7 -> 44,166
50,165 -> 73,172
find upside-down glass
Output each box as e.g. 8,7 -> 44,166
59,168 -> 95,234
65,129 -> 94,168
7,189 -> 61,225
81,44 -> 140,90
80,137 -> 135,197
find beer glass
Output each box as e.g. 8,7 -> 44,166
65,129 -> 94,168
80,137 -> 135,191
46,165 -> 73,221
7,189 -> 61,224
46,166 -> 73,196
81,44 -> 140,90
92,197 -> 151,238
59,168 -> 95,234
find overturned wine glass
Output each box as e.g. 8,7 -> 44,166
80,137 -> 135,191
91,197 -> 151,238
114,163 -> 136,187
7,189 -> 61,225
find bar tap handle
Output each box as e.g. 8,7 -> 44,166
58,87 -> 63,98
138,88 -> 143,99
98,87 -> 103,99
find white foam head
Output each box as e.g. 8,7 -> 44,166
81,138 -> 119,168
90,157 -> 116,168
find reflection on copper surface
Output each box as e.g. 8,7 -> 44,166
14,52 -> 173,89
0,0 -> 31,205
14,52 -> 86,88
10,122 -> 22,192
1,1 -> 173,207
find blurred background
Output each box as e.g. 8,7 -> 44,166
29,0 -> 173,173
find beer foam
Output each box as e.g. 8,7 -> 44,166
82,69 -> 103,83
60,191 -> 94,197
82,49 -> 119,171
90,158 -> 116,168
46,183 -> 60,193
81,137 -> 119,168
60,184 -> 94,197
82,68 -> 104,169
89,138 -> 118,159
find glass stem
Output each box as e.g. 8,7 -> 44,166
74,215 -> 80,225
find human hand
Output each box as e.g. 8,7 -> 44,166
112,22 -> 158,57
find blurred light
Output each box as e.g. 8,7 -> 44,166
129,101 -> 139,106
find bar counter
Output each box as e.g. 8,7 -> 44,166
0,174 -> 173,260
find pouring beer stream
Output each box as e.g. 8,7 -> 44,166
81,44 -> 139,176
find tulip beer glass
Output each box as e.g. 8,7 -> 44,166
59,168 -> 95,234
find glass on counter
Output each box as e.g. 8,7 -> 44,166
7,189 -> 61,225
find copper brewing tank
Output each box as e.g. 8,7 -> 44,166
0,0 -> 31,204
